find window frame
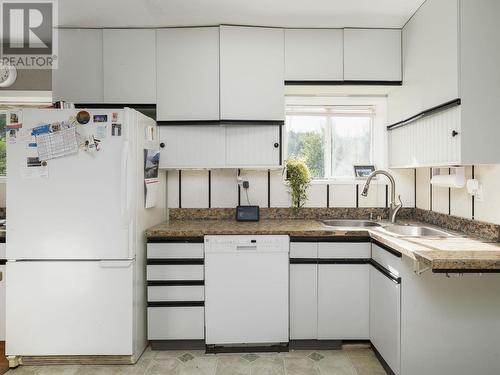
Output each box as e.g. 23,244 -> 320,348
285,106 -> 375,181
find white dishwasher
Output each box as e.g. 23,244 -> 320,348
205,235 -> 289,347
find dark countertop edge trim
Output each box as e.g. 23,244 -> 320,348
74,103 -> 156,109
290,258 -> 371,264
157,120 -> 285,126
147,259 -> 204,265
147,301 -> 204,307
387,98 -> 461,130
318,258 -> 371,265
147,235 -> 371,243
371,239 -> 403,258
290,258 -> 318,264
148,237 -> 204,243
432,268 -> 500,274
370,259 -> 401,284
290,236 -> 371,242
148,280 -> 204,286
285,80 -> 402,86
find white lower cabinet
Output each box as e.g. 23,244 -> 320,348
146,264 -> 204,281
290,263 -> 317,339
289,241 -> 370,341
148,306 -> 204,340
318,264 -> 370,339
147,285 -> 204,302
146,241 -> 205,343
370,249 -> 401,375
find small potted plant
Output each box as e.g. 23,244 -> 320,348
285,158 -> 311,209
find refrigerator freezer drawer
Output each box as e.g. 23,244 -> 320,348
148,306 -> 204,340
6,261 -> 134,356
148,285 -> 204,302
147,265 -> 204,281
147,243 -> 204,259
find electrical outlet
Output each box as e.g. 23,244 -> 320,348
237,177 -> 249,188
475,185 -> 484,202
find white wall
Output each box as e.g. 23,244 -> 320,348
166,168 -> 414,210
415,165 -> 500,225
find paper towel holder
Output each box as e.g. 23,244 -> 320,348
430,167 -> 466,188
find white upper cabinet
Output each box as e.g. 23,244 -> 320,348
284,29 -> 343,81
225,125 -> 281,167
159,125 -> 282,169
52,29 -> 103,103
220,26 -> 285,121
158,126 -> 226,169
388,0 -> 500,167
344,29 -> 402,82
103,29 -> 156,104
156,27 -> 220,121
387,0 -> 459,125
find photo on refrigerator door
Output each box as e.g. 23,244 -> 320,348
144,149 -> 160,208
144,149 -> 159,179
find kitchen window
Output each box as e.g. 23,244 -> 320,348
286,105 -> 374,180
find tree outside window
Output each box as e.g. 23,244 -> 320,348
286,105 -> 373,180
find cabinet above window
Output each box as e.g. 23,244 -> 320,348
284,28 -> 402,85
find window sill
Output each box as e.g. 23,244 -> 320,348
309,177 -> 382,185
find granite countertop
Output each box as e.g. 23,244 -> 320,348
146,219 -> 500,272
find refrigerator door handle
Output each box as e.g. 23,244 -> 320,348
120,140 -> 130,222
99,260 -> 133,268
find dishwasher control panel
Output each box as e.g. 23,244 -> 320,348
204,235 -> 290,253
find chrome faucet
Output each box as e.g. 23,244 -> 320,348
361,170 -> 402,223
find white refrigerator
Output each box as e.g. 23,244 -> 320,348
5,108 -> 166,360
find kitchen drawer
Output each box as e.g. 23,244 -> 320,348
148,306 -> 204,340
147,243 -> 204,259
147,265 -> 204,281
371,242 -> 402,277
290,243 -> 317,259
318,242 -> 371,259
148,285 -> 204,302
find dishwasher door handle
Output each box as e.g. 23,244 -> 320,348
236,245 -> 258,251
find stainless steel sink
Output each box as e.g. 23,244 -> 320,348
321,219 -> 382,228
378,224 -> 455,238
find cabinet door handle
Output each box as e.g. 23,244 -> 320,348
273,143 -> 279,148
160,142 -> 165,148
452,130 -> 459,137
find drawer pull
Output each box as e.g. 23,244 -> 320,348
148,301 -> 204,307
237,245 -> 257,251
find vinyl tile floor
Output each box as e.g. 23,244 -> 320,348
5,346 -> 387,375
